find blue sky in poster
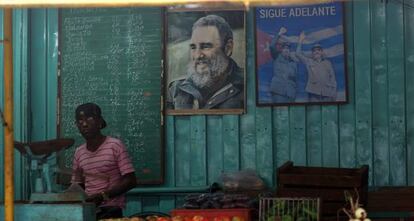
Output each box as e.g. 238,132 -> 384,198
255,2 -> 346,104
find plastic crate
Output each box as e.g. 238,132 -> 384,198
171,208 -> 251,221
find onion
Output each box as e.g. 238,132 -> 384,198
354,208 -> 366,219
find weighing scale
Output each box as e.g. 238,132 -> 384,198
1,139 -> 97,221
14,138 -> 87,202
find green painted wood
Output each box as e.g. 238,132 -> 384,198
353,0 -> 374,185
12,9 -> 21,199
175,117 -> 191,186
223,115 -> 240,172
46,9 -> 58,139
405,0 -> 414,186
386,1 -> 406,185
322,106 -> 339,167
240,10 -> 256,170
371,0 -> 390,186
175,196 -> 186,210
20,9 -> 30,199
45,8 -> 60,192
30,9 -> 48,141
125,195 -> 142,216
289,106 -> 306,165
240,111 -> 256,170
159,196 -> 176,214
255,107 -> 273,186
339,2 -> 357,169
130,186 -> 209,194
306,106 -> 322,166
13,9 -> 30,200
0,203 -> 96,221
252,6 -> 272,185
273,106 -> 290,185
165,116 -> 176,186
142,196 -> 160,212
206,116 -> 223,184
28,9 -> 61,194
273,108 -> 289,167
190,116 -> 207,186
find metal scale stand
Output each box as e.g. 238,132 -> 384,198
14,138 -> 86,203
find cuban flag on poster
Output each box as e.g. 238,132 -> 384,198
255,2 -> 346,104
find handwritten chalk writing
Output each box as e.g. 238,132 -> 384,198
60,8 -> 162,184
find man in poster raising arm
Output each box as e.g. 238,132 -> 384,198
167,14 -> 244,110
296,31 -> 337,102
269,27 -> 299,103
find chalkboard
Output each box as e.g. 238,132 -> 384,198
58,7 -> 164,184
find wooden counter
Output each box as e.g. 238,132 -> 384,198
0,202 -> 96,221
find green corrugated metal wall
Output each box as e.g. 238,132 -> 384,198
1,0 -> 414,215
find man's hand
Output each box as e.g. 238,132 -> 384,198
86,193 -> 104,206
278,27 -> 287,35
299,31 -> 306,43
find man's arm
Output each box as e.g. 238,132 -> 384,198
71,150 -> 84,185
104,172 -> 137,198
295,31 -> 309,63
270,27 -> 287,59
86,172 -> 136,205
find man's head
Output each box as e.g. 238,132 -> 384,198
188,14 -> 234,89
75,103 -> 107,139
311,44 -> 324,61
280,41 -> 291,59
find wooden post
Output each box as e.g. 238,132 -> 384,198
3,8 -> 14,221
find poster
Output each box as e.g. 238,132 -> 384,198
165,8 -> 246,115
256,2 -> 347,106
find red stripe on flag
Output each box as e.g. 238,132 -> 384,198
256,29 -> 273,66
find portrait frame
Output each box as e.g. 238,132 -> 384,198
255,2 -> 348,106
165,4 -> 246,115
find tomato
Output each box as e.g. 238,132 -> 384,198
212,216 -> 230,221
192,215 -> 208,221
231,216 -> 244,221
171,216 -> 184,221
146,215 -> 158,221
130,218 -> 146,221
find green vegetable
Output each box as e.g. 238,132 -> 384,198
264,199 -> 318,221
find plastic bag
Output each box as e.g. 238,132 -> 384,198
218,169 -> 266,192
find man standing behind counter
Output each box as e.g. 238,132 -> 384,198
71,102 -> 137,219
167,14 -> 244,110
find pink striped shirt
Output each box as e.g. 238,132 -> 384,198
71,136 -> 135,208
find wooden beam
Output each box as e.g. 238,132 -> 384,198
3,8 -> 15,221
